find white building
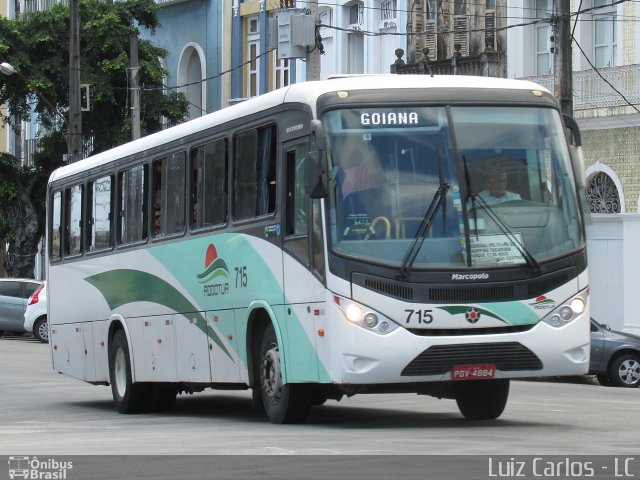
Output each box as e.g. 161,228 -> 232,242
508,0 -> 640,334
317,0 -> 407,78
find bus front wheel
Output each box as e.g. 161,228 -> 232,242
455,379 -> 510,420
109,330 -> 152,413
259,324 -> 311,424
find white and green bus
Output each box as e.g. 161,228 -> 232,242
47,75 -> 590,423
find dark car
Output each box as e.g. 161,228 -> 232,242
0,278 -> 43,337
590,318 -> 640,388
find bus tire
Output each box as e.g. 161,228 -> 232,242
259,324 -> 311,424
455,379 -> 509,420
109,330 -> 152,413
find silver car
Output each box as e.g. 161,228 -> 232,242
0,278 -> 43,337
590,318 -> 640,388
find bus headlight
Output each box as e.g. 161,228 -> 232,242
333,295 -> 398,335
364,313 -> 378,328
542,289 -> 589,328
345,304 -> 363,322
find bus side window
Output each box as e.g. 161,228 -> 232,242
152,160 -> 162,236
191,138 -> 227,230
285,144 -> 308,236
87,176 -> 113,252
118,164 -> 148,244
311,198 -> 324,277
50,191 -> 62,261
152,153 -> 186,237
64,184 -> 83,257
234,125 -> 276,220
284,144 -> 309,266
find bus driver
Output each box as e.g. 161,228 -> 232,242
474,167 -> 521,205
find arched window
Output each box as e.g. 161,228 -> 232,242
178,44 -> 205,119
586,171 -> 621,213
185,49 -> 203,118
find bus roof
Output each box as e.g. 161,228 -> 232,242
49,74 -> 550,184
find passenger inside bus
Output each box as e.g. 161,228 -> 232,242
336,147 -> 391,239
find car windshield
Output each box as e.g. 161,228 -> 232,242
323,105 -> 584,270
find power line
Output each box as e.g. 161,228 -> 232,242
144,48 -> 276,95
144,0 -> 638,105
297,0 -> 638,23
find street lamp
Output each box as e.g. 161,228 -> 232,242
1,61 -> 72,156
0,62 -> 17,76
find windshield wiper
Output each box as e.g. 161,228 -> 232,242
397,181 -> 450,280
471,194 -> 541,273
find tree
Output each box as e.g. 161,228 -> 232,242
0,0 -> 188,278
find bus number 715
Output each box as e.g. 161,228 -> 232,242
405,309 -> 433,324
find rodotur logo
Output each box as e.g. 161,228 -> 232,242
197,244 -> 230,297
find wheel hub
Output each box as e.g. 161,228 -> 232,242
261,346 -> 283,404
618,359 -> 640,385
114,348 -> 127,398
38,322 -> 49,341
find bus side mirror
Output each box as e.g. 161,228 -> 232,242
305,150 -> 327,199
562,114 -> 582,148
563,114 -> 586,189
563,114 -> 591,224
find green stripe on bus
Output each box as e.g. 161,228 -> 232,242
84,269 -> 233,360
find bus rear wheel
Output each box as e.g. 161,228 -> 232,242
109,330 -> 152,413
259,324 -> 311,424
455,379 -> 510,420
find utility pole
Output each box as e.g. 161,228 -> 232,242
306,0 -> 320,81
68,0 -> 82,162
554,0 -> 573,116
130,34 -> 141,141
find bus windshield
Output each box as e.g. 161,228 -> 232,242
324,105 -> 584,270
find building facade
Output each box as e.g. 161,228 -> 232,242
315,0 -> 407,78
508,0 -> 640,334
398,0 -> 507,77
508,0 -> 640,214
139,0 -> 232,118
228,0 -> 408,98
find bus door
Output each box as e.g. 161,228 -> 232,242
282,140 -> 325,382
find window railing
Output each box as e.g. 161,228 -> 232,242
520,64 -> 640,111
380,0 -> 397,21
20,0 -> 66,13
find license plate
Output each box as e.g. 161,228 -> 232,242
451,364 -> 496,380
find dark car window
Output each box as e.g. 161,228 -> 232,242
23,283 -> 40,299
590,322 -> 598,333
0,281 -> 22,298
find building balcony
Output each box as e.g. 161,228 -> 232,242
520,64 -> 640,116
19,0 -> 66,13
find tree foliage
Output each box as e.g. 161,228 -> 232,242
0,0 -> 188,277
